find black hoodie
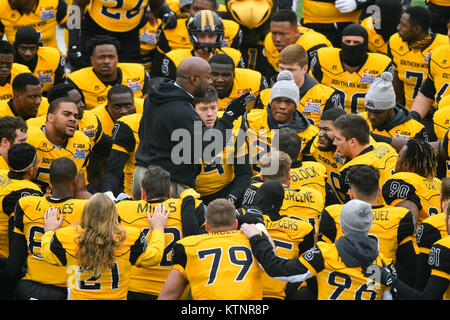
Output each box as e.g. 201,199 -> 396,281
135,79 -> 235,187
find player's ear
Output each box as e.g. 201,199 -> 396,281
233,219 -> 238,230
141,188 -> 147,201
169,187 -> 172,198
205,220 -> 210,233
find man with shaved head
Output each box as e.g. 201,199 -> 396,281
133,56 -> 250,199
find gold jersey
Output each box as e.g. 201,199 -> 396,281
424,45 -> 450,104
426,0 -> 450,6
262,214 -> 314,299
0,63 -> 32,102
172,230 -> 264,300
310,47 -> 393,114
416,212 -> 447,256
359,110 -> 426,140
0,172 -> 42,257
33,46 -> 65,93
67,63 -> 147,110
110,113 -> 141,196
427,236 -> 450,300
382,171 -> 442,226
0,97 -> 48,120
361,16 -> 388,55
319,204 -> 415,265
289,161 -> 327,199
299,241 -> 388,300
0,157 -> 8,171
41,223 -> 165,300
216,68 -> 265,112
87,0 -> 150,32
388,33 -> 448,109
301,0 -> 361,24
27,126 -> 91,195
263,26 -> 331,71
0,0 -> 68,49
14,195 -> 87,286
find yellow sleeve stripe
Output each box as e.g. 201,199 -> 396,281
431,269 -> 450,281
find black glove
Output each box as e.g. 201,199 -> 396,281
236,207 -> 264,227
409,110 -> 422,122
225,194 -> 237,205
363,261 -> 397,287
67,45 -> 84,71
162,11 -> 177,29
222,92 -> 251,122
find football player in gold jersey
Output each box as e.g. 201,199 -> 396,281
13,26 -> 65,96
0,40 -> 31,102
209,53 -> 267,111
382,138 -> 441,228
159,198 -> 266,300
388,6 -> 448,110
0,0 -> 69,49
27,98 -> 91,198
259,44 -> 343,126
193,87 -> 252,205
7,157 -> 87,299
41,192 -> 168,300
0,143 -> 41,299
415,177 -> 450,291
242,198 -> 393,300
332,113 -> 398,204
263,9 -> 331,79
318,164 -> 417,286
361,72 -> 427,141
66,35 -> 150,110
309,24 -> 394,114
117,166 -> 205,299
0,116 -> 28,171
0,73 -> 44,121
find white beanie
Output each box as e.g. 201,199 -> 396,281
365,72 -> 396,110
340,199 -> 374,236
270,70 -> 300,106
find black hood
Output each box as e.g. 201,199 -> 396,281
335,233 -> 379,268
375,104 -> 411,131
267,105 -> 312,132
149,78 -> 194,107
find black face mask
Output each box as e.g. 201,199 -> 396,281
341,43 -> 368,67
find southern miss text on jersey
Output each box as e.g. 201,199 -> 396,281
309,47 -> 393,114
0,0 -> 68,49
427,236 -> 450,300
41,223 -> 164,300
139,18 -> 160,72
14,196 -> 87,287
27,126 -> 91,195
66,63 -> 147,110
289,161 -> 327,199
111,113 -> 141,196
416,212 -> 447,256
333,143 -> 398,204
387,33 -> 448,109
0,63 -> 31,102
0,172 -> 42,257
258,80 -> 341,125
382,172 -> 442,226
318,203 -> 415,265
361,16 -> 388,55
32,46 -> 66,93
117,196 -> 204,296
157,18 -> 241,54
171,230 -> 264,300
299,242 -> 388,300
359,110 -> 426,140
263,26 -> 331,71
301,0 -> 361,24
87,0 -> 150,32
216,68 -> 266,112
421,45 -> 450,105
237,108 -> 319,176
262,214 -> 314,299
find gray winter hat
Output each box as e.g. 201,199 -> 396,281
179,0 -> 194,10
364,71 -> 396,110
340,199 -> 374,236
270,70 -> 300,106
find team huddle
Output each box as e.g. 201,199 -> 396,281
0,0 -> 449,300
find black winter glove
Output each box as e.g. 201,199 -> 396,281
162,11 -> 177,29
222,92 -> 251,122
67,45 -> 84,71
363,261 -> 397,287
236,207 -> 264,227
409,110 -> 422,122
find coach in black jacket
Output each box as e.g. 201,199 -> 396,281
133,56 -> 249,199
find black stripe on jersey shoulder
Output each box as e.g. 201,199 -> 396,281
416,221 -> 444,249
50,233 -> 67,266
302,245 -> 325,273
397,211 -> 415,244
428,242 -> 450,275
128,231 -> 148,265
381,178 -> 421,209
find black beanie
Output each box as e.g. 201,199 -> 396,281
253,180 -> 285,217
342,23 -> 369,44
14,25 -> 40,47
